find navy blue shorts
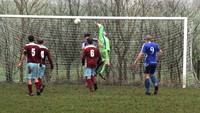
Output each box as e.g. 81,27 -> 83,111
144,64 -> 157,75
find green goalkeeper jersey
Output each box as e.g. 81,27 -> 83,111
96,23 -> 110,75
105,36 -> 110,51
98,24 -> 110,51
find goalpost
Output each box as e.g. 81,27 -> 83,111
0,15 -> 190,88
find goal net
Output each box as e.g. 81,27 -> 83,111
0,15 -> 195,87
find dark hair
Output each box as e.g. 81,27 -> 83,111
84,33 -> 91,38
28,35 -> 35,42
37,39 -> 44,44
87,38 -> 93,44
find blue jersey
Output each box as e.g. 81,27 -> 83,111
141,41 -> 160,66
81,38 -> 98,49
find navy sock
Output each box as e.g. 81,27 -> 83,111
150,76 -> 158,87
145,78 -> 150,93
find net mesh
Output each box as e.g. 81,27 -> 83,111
0,17 -> 195,86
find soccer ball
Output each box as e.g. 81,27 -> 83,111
74,18 -> 81,24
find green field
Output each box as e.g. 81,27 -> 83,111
0,83 -> 200,113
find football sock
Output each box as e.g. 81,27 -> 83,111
155,86 -> 158,92
94,83 -> 98,91
145,78 -> 150,93
150,76 -> 158,87
28,84 -> 32,94
91,76 -> 98,90
38,78 -> 43,88
35,82 -> 40,91
91,76 -> 95,83
86,78 -> 93,90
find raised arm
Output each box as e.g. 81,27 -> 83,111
96,22 -> 106,49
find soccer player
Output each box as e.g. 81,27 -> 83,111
95,22 -> 110,79
81,33 -> 98,50
37,39 -> 54,93
133,35 -> 163,95
82,38 -> 101,92
82,33 -> 90,50
18,35 -> 41,96
81,33 -> 99,90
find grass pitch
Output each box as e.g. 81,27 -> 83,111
0,83 -> 200,113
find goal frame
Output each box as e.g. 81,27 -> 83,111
0,14 -> 188,88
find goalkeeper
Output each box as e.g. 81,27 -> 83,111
95,22 -> 110,79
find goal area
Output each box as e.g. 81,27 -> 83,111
0,15 -> 195,88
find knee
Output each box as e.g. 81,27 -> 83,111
144,74 -> 150,79
28,80 -> 32,85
